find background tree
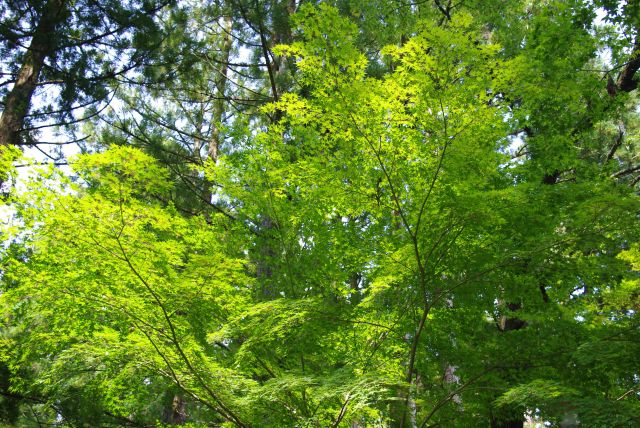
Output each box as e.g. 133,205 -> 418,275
0,0 -> 170,152
2,1 -> 640,427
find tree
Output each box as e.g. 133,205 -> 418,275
0,0 -> 169,151
2,147 -> 257,426
2,1 -> 640,427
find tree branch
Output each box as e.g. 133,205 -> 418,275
616,28 -> 640,92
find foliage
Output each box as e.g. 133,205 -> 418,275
2,1 -> 640,427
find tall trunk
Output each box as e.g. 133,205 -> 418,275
251,0 -> 295,300
208,15 -> 234,164
489,170 -> 560,428
489,302 -> 526,428
0,0 -> 66,147
162,394 -> 187,425
202,14 -> 233,206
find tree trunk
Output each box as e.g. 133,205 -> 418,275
201,14 -> 233,206
162,394 -> 187,425
491,419 -> 524,428
489,301 -> 526,428
207,14 -> 233,164
0,0 -> 67,147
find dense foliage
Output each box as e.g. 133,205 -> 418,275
1,0 -> 639,427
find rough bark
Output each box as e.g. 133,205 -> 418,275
616,28 -> 640,93
201,14 -> 233,207
208,15 -> 234,164
0,0 -> 67,147
162,394 -> 187,425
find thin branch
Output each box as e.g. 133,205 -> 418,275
114,232 -> 249,427
19,88 -> 117,132
434,0 -> 451,21
616,387 -> 639,401
13,134 -> 91,146
606,123 -> 625,161
414,96 -> 451,249
612,164 -> 640,178
419,369 -> 490,428
331,393 -> 351,428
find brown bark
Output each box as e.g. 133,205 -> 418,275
0,0 -> 67,147
200,15 -> 233,206
616,28 -> 640,93
208,15 -> 234,163
162,394 -> 187,425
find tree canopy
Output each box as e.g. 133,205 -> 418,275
1,1 -> 640,427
